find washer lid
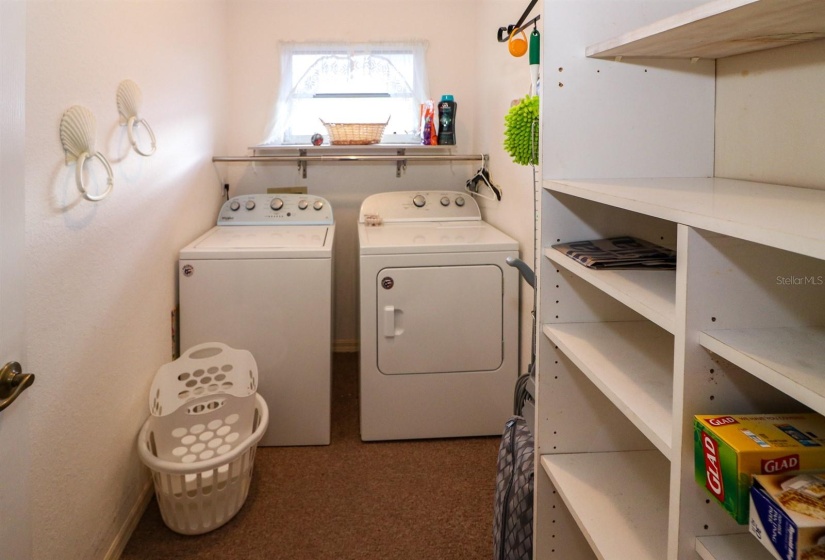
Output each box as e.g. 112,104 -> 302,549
358,220 -> 517,255
180,225 -> 333,259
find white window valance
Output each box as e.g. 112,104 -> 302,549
262,41 -> 430,145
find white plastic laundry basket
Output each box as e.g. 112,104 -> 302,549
137,342 -> 269,535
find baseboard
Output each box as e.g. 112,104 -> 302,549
333,339 -> 359,353
104,479 -> 153,560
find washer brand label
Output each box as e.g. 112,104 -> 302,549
702,431 -> 725,501
381,277 -> 394,289
182,264 -> 194,277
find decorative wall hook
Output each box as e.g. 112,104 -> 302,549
59,105 -> 114,201
117,80 -> 156,157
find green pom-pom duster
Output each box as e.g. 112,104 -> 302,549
503,95 -> 539,166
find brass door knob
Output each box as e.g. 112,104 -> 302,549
0,361 -> 35,412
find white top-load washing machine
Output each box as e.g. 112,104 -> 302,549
179,194 -> 334,446
358,191 -> 519,441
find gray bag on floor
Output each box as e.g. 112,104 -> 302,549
493,415 -> 534,560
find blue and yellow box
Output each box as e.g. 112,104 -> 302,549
750,473 -> 825,560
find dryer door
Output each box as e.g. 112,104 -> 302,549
376,265 -> 503,375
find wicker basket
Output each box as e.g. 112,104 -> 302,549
320,118 -> 389,145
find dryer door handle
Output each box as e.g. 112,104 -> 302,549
383,305 -> 396,338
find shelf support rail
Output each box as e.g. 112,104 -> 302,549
212,151 -> 487,179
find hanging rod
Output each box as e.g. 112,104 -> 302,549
497,0 -> 539,42
513,15 -> 540,36
212,152 -> 487,178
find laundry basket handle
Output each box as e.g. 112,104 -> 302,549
148,342 -> 258,417
182,342 -> 231,360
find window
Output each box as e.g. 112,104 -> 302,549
263,41 -> 430,145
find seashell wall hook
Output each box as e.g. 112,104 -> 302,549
59,105 -> 114,201
117,80 -> 156,157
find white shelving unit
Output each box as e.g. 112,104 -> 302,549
541,451 -> 670,560
699,327 -> 825,415
543,322 -> 674,457
546,178 -> 825,260
535,1 -> 825,559
585,0 -> 825,60
695,534 -> 774,560
545,248 -> 677,332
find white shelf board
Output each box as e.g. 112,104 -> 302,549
696,533 -> 774,560
543,321 -> 674,458
545,178 -> 825,260
586,0 -> 825,60
546,248 -> 677,333
700,326 -> 825,414
541,451 -> 669,560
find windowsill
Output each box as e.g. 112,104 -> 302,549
251,143 -> 455,155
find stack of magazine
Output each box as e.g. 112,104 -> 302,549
552,236 -> 676,270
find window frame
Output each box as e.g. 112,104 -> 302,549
262,41 -> 430,146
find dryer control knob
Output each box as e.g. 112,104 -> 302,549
298,199 -> 309,210
455,196 -> 466,207
413,194 -> 426,208
440,196 -> 450,207
270,198 -> 284,211
313,200 -> 325,211
229,200 -> 241,211
245,199 -> 256,210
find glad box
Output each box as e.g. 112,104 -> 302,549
694,414 -> 825,524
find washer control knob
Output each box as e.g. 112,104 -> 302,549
413,194 -> 426,208
440,196 -> 450,207
229,200 -> 241,211
298,199 -> 309,210
270,198 -> 284,211
455,196 -> 466,207
313,200 -> 325,211
245,199 -> 256,210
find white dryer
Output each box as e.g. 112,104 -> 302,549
358,191 -> 519,441
179,194 -> 334,446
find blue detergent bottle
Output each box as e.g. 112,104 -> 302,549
437,95 -> 457,145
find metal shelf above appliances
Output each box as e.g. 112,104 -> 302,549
212,146 -> 488,178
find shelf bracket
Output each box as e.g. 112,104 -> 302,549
298,149 -> 307,178
396,149 -> 407,178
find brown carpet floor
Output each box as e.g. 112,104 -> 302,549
122,352 -> 502,560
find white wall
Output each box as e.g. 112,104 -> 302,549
222,0 -> 538,367
25,2 -> 226,558
716,39 -> 825,191
224,0 -> 479,154
474,0 -> 543,370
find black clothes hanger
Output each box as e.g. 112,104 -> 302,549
465,164 -> 502,201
